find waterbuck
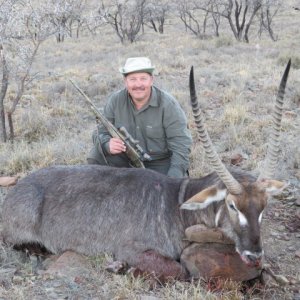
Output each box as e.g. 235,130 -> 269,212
1,61 -> 291,280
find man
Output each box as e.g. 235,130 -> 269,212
87,57 -> 192,178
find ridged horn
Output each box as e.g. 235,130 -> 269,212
258,59 -> 291,180
189,66 -> 243,195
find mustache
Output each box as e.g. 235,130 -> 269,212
132,87 -> 145,91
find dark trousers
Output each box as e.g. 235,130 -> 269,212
87,146 -> 170,175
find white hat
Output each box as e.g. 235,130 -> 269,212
119,57 -> 155,75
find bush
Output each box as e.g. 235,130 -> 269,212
215,36 -> 233,48
277,53 -> 300,69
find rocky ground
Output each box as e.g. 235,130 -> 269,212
260,186 -> 300,299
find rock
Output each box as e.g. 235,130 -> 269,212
293,293 -> 300,300
181,243 -> 261,282
262,265 -> 290,286
230,153 -> 243,166
40,251 -> 91,280
12,275 -> 24,284
277,225 -> 286,232
105,260 -> 128,274
185,224 -> 234,244
0,176 -> 19,187
261,270 -> 279,288
284,110 -> 297,118
140,296 -> 162,300
0,267 -> 17,288
295,250 -> 300,258
295,198 -> 300,207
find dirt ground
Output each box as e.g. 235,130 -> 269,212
260,185 -> 300,299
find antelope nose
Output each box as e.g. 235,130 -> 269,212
246,253 -> 262,267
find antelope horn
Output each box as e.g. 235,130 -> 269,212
189,66 -> 243,195
258,59 -> 291,180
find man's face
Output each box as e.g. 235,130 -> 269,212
124,72 -> 153,103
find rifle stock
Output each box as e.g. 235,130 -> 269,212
69,79 -> 146,168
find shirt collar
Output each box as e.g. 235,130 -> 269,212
148,86 -> 159,107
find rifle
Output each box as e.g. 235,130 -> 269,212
69,79 -> 152,168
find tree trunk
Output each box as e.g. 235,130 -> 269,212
7,111 -> 14,141
0,44 -> 9,143
0,105 -> 6,143
244,4 -> 261,43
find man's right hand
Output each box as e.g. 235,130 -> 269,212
109,138 -> 127,154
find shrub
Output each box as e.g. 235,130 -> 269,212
215,36 -> 234,48
277,53 -> 300,69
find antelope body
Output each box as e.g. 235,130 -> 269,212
1,61 -> 291,279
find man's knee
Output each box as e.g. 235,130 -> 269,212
87,146 -> 131,168
87,158 -> 100,165
87,146 -> 108,165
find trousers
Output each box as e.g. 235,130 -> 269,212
87,145 -> 171,175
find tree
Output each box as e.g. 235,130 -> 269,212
0,0 -> 53,142
100,0 -> 147,43
37,0 -> 86,42
175,0 -> 222,38
178,0 -> 282,43
222,0 -> 262,42
144,0 -> 171,34
258,0 -> 282,41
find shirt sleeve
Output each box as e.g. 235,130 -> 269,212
163,99 -> 192,178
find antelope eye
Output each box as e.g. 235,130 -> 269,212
229,203 -> 237,211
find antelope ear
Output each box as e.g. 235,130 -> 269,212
180,186 -> 227,210
257,179 -> 289,195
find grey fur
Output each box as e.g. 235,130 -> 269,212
2,165 -> 259,266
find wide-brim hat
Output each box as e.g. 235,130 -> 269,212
119,57 -> 155,75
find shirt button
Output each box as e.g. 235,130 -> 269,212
136,126 -> 139,129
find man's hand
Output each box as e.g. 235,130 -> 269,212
109,138 -> 126,154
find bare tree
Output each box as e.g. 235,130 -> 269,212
175,0 -> 224,38
36,0 -> 86,43
223,0 -> 262,42
100,0 -> 147,43
176,0 -> 209,38
72,2 -> 107,37
258,0 -> 282,41
177,0 -> 281,43
0,0 -> 53,142
145,0 -> 171,34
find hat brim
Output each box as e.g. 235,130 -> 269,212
119,67 -> 155,75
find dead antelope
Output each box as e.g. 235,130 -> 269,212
1,60 -> 291,280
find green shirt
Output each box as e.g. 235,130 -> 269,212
96,86 -> 192,178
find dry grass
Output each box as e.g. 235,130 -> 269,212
0,1 -> 300,299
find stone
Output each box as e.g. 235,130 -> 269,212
40,251 -> 91,280
181,242 -> 261,282
230,153 -> 243,166
140,296 -> 162,300
0,176 -> 18,187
